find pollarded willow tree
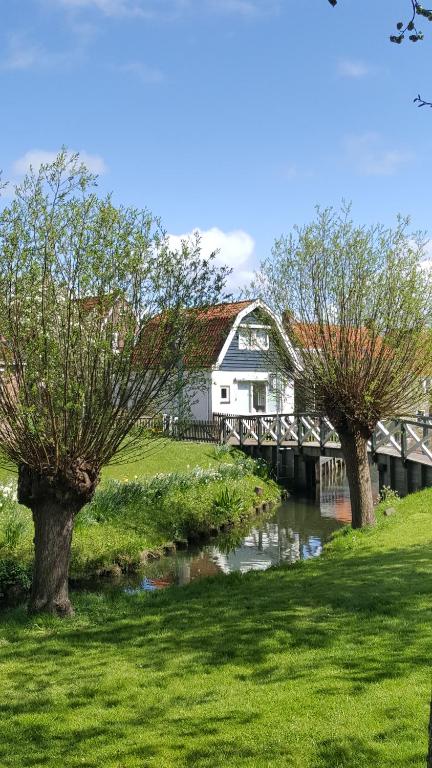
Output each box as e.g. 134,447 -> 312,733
252,205 -> 432,528
0,151 -> 229,616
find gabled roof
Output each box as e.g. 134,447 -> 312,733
134,299 -> 299,369
134,300 -> 252,369
188,300 -> 252,367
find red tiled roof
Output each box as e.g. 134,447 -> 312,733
134,300 -> 253,368
188,300 -> 252,366
285,318 -> 380,353
76,295 -> 118,314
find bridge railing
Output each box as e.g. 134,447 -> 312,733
214,412 -> 432,462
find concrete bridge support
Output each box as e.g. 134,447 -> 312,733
375,454 -> 432,496
241,443 -> 431,499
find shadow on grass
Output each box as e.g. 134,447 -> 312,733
0,541 -> 431,766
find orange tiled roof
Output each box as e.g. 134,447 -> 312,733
135,300 -> 253,368
285,318 -> 379,352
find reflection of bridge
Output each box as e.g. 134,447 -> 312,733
214,413 -> 432,496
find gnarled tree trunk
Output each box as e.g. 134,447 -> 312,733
30,503 -> 75,616
339,427 -> 376,528
18,462 -> 99,616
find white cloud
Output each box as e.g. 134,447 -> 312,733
344,132 -> 413,177
168,227 -> 256,291
13,149 -> 108,176
116,61 -> 164,83
337,59 -> 370,79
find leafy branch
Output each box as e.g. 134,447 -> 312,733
328,0 -> 432,106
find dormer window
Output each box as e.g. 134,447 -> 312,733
238,325 -> 269,351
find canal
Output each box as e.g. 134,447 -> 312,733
123,466 -> 365,593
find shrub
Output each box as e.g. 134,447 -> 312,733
212,486 -> 245,522
0,558 -> 31,598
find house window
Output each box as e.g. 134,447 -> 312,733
238,325 -> 269,351
220,386 -> 230,403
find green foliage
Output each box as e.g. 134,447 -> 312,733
379,485 -> 400,506
0,483 -> 32,557
211,486 -> 245,522
0,150 -> 229,477
0,558 -> 31,598
254,205 -> 432,431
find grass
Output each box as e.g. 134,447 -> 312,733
0,439 -> 222,486
102,439 -> 223,482
0,488 -> 431,767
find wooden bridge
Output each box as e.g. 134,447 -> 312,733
214,412 -> 432,465
213,412 -> 432,495
141,412 -> 432,495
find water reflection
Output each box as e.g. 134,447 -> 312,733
126,469 -> 360,593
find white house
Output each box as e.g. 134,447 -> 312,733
181,299 -> 298,420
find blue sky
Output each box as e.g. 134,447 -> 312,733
2,0 -> 432,291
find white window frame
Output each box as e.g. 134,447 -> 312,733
238,324 -> 270,352
220,385 -> 230,403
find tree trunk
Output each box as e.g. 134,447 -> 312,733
339,427 -> 376,528
18,462 -> 99,616
30,503 -> 75,616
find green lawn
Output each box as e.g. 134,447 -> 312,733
0,439 -> 220,486
0,489 -> 431,767
102,439 -> 222,481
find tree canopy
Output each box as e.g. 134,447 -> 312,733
252,205 -> 432,526
0,151 -> 228,613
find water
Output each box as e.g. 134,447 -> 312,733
123,468 -> 359,593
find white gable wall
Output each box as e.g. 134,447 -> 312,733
211,369 -> 294,416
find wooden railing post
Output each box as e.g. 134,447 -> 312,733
319,417 -> 325,454
257,415 -> 262,447
400,421 -> 407,462
222,417 -> 227,444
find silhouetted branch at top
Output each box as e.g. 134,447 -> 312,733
328,0 -> 432,106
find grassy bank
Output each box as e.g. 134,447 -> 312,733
0,443 -> 279,592
0,439 -> 224,486
0,487 -> 431,767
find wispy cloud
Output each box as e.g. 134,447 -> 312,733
337,58 -> 370,79
55,0 -> 278,18
344,132 -> 413,177
278,163 -> 314,181
13,149 -> 108,176
0,33 -> 77,71
208,0 -> 274,16
57,0 -> 147,16
116,61 -> 164,84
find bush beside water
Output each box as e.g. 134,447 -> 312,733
0,448 -> 279,595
